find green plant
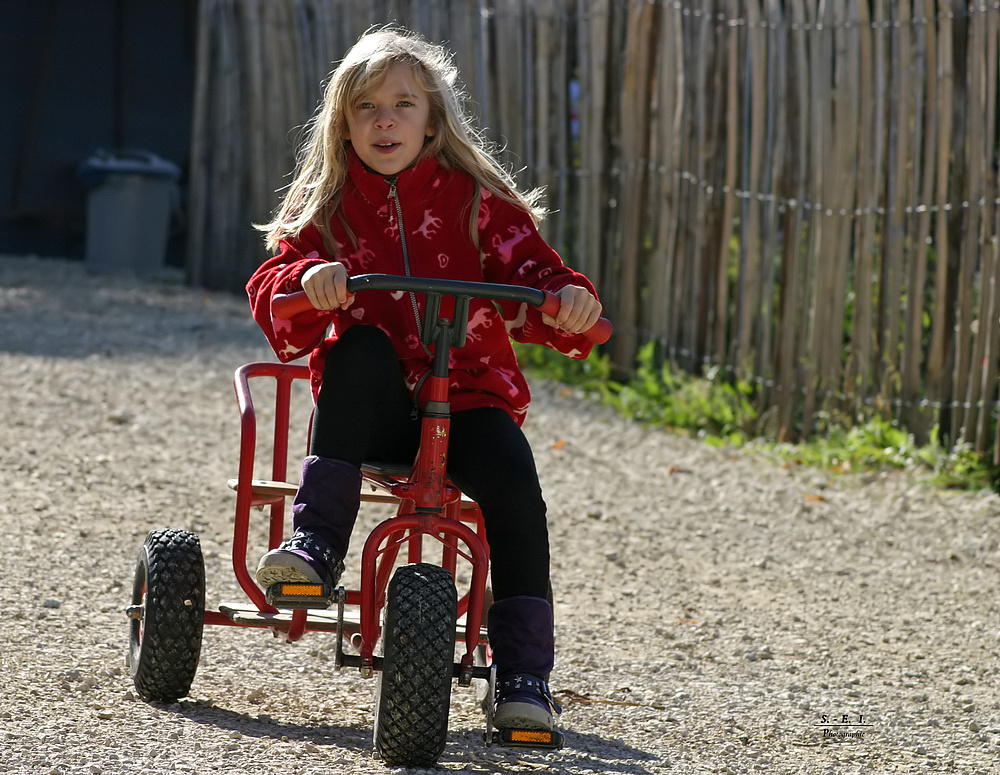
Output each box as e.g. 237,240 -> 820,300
603,343 -> 756,445
916,431 -> 1000,490
515,341 -> 757,445
749,416 -> 999,490
762,416 -> 921,472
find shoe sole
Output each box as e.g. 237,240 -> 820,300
255,551 -> 325,588
493,700 -> 554,731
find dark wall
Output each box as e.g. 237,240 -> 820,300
0,0 -> 196,261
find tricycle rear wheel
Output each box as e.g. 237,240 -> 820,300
374,563 -> 457,766
128,529 -> 205,702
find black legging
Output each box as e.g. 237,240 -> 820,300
309,325 -> 550,601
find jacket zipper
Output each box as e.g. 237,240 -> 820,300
386,177 -> 427,347
387,176 -> 432,417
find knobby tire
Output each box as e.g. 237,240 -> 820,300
129,529 -> 205,702
375,563 -> 458,766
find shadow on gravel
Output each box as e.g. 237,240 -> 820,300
150,702 -> 664,773
439,728 -> 662,774
559,729 -> 662,774
159,701 -> 374,752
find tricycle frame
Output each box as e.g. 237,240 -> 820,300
213,359 -> 492,684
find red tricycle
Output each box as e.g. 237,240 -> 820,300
125,274 -> 610,766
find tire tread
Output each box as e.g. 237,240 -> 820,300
129,529 -> 205,702
375,563 -> 457,766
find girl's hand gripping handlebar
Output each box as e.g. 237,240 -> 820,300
271,273 -> 613,345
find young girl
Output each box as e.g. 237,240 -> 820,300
246,27 -> 602,734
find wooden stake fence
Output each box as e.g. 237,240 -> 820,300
186,0 -> 1000,462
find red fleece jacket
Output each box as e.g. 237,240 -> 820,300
246,150 -> 598,424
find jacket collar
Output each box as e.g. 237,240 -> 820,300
346,146 -> 440,202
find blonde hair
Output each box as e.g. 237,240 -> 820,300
258,27 -> 545,254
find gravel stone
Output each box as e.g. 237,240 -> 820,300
3,255 -> 1000,773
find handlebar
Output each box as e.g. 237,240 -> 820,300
271,273 -> 612,345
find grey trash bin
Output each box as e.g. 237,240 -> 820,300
77,149 -> 181,279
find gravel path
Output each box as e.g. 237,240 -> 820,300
2,255 -> 1000,775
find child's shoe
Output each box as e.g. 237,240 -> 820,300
493,673 -> 562,731
256,530 -> 344,589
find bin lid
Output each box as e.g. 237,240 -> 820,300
77,149 -> 181,188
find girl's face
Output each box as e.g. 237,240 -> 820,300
344,61 -> 436,176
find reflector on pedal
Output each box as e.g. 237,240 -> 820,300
265,582 -> 334,609
509,730 -> 552,744
279,583 -> 325,596
497,727 -> 563,750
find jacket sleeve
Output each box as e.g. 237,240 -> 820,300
478,191 -> 599,359
245,225 -> 334,362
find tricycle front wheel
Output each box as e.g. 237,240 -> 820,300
374,563 -> 458,766
128,529 -> 205,702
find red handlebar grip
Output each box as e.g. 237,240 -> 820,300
271,292 -> 319,319
539,291 -> 613,345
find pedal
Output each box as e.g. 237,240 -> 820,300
265,582 -> 334,609
496,727 -> 564,750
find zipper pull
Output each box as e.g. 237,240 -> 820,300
386,178 -> 399,228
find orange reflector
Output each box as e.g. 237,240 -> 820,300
508,730 -> 553,744
279,584 -> 325,596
